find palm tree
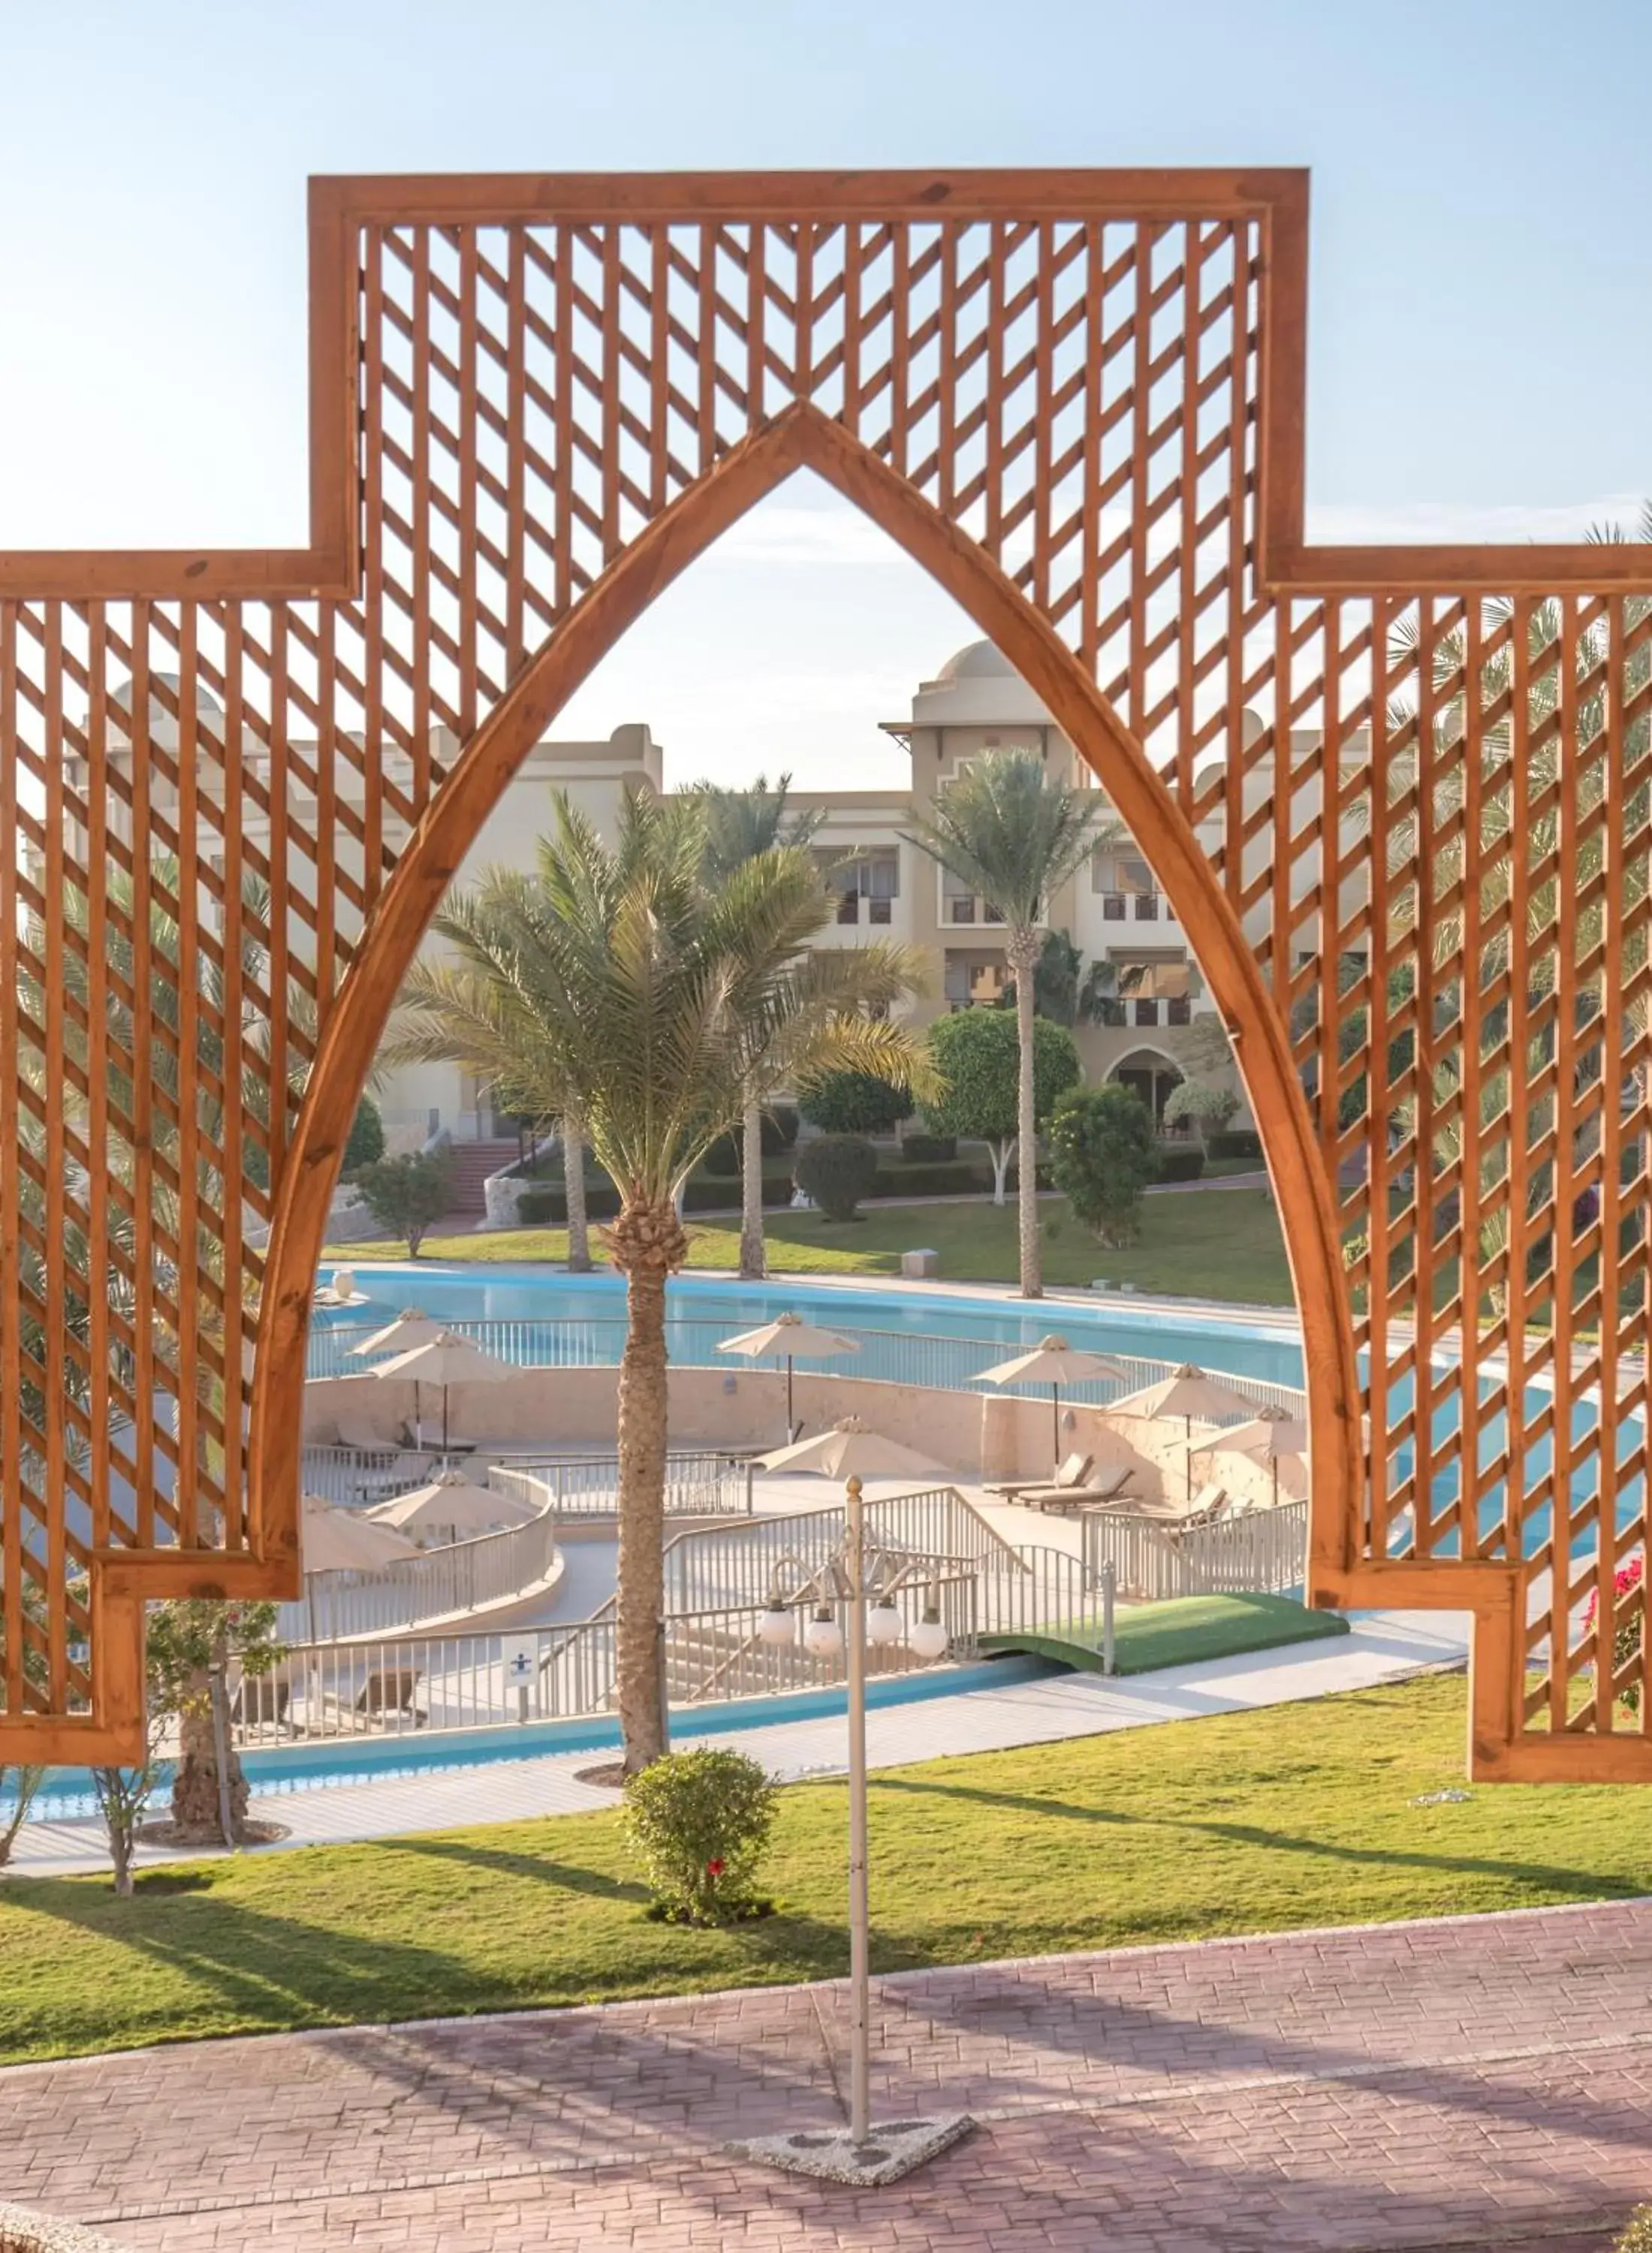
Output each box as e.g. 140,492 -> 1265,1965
381,789 -> 925,1769
686,773 -> 825,1279
904,747 -> 1111,1297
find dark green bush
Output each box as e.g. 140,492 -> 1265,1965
798,1069 -> 915,1136
900,1133 -> 957,1163
621,1747 -> 779,1926
517,1180 -> 623,1226
701,1136 -> 742,1178
1154,1143 -> 1207,1183
1047,1083 -> 1159,1247
355,1148 -> 454,1256
874,1159 -> 987,1199
795,1134 -> 879,1220
1207,1128 -> 1263,1160
343,1093 -> 386,1176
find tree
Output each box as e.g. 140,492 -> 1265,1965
797,1069 -> 915,1136
380,791 -> 924,1772
920,1008 -> 1081,1207
1162,1081 -> 1240,1145
355,1149 -> 454,1257
343,1093 -> 386,1175
1031,930 -> 1083,1026
1048,1082 -> 1160,1246
148,1597 -> 287,1844
906,749 -> 1111,1297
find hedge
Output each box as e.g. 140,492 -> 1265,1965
871,1158 -> 984,1199
516,1175 -> 797,1226
1154,1144 -> 1207,1182
900,1133 -> 956,1163
1207,1128 -> 1263,1160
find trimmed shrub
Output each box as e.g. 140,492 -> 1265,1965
798,1069 -> 915,1136
701,1136 -> 742,1178
355,1149 -> 454,1256
1154,1143 -> 1207,1183
1162,1081 -> 1239,1139
1207,1128 -> 1263,1161
1047,1083 -> 1159,1247
622,1747 -> 779,1926
342,1093 -> 386,1176
900,1132 -> 957,1164
872,1159 -> 985,1199
795,1133 -> 879,1220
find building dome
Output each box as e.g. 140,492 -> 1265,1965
935,638 -> 1016,683
108,671 -> 225,722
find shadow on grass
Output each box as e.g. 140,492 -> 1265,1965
871,1773 -> 1639,1897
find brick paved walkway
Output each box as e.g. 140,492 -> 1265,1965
4,1899 -> 1649,2251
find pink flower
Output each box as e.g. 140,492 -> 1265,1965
1584,1555 -> 1644,1633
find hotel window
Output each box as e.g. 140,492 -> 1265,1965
824,850 -> 900,924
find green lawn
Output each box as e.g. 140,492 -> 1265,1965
329,1183 -> 1294,1304
4,1674 -> 1649,2065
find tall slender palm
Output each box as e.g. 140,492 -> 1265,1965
686,773 -> 826,1278
905,748 -> 1111,1297
381,790 -> 925,1769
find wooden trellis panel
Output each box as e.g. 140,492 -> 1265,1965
2,170 -> 1649,1773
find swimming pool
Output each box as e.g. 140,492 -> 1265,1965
316,1262 -> 1643,1570
315,1264 -> 1310,1391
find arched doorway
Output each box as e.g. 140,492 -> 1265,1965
1108,1048 -> 1185,1128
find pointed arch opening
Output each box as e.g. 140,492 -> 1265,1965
253,401 -> 1361,1594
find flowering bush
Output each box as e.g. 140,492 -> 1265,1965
622,1748 -> 779,1925
1583,1555 -> 1644,1715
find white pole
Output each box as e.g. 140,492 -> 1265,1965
845,1470 -> 871,2147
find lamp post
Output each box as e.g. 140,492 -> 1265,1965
737,1473 -> 972,2185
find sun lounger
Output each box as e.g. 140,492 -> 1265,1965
336,1414 -> 394,1452
986,1452 -> 1093,1502
1014,1464 -> 1136,1513
357,1668 -> 425,1725
229,1672 -> 291,1732
1171,1485 -> 1231,1533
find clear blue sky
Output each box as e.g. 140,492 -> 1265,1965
2,0 -> 1647,783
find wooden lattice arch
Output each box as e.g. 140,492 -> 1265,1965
3,169 -> 1649,1777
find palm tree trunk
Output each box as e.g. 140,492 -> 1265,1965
170,1664 -> 249,1842
739,1099 -> 767,1280
613,1202 -> 678,1773
1011,927 -> 1042,1298
563,1102 -> 592,1273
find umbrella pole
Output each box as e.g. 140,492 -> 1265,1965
442,1386 -> 450,1467
414,1380 -> 423,1453
845,1471 -> 870,2146
1051,1383 -> 1060,1471
1186,1413 -> 1192,1500
787,1356 -> 795,1444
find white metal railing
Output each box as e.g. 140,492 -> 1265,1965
240,1578 -> 980,1747
277,1503 -> 560,1643
307,1315 -> 1307,1421
1082,1498 -> 1308,1599
487,1449 -> 753,1517
649,1485 -> 1018,1616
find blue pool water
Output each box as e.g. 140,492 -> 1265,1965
17,1653 -> 1061,1823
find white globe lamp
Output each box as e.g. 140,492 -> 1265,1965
758,1600 -> 794,1648
865,1597 -> 904,1648
908,1604 -> 950,1662
803,1604 -> 845,1660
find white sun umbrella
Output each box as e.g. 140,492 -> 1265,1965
300,1492 -> 421,1572
366,1467 -> 541,1541
1191,1408 -> 1310,1510
972,1333 -> 1129,1470
348,1306 -> 447,1358
345,1307 -> 448,1441
371,1329 -> 513,1461
717,1311 -> 861,1442
756,1415 -> 951,1482
1106,1362 -> 1265,1497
